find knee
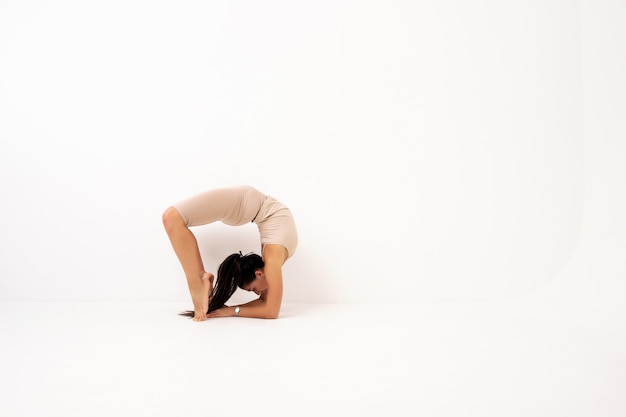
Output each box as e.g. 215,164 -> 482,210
162,206 -> 185,232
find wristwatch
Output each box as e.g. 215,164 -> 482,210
234,306 -> 240,317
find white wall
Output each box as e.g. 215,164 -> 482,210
579,0 -> 626,245
511,0 -> 626,328
0,0 -> 596,304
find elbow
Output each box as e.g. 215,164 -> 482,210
265,308 -> 280,319
260,299 -> 280,319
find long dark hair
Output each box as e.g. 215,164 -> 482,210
179,252 -> 264,318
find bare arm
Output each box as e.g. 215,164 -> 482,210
207,244 -> 286,319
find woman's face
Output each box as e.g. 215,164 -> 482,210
243,270 -> 268,296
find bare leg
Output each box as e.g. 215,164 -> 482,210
162,206 -> 213,321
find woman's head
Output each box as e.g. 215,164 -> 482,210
207,252 -> 264,312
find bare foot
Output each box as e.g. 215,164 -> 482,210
192,272 -> 214,321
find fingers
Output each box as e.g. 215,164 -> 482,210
203,307 -> 227,319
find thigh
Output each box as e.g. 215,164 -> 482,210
172,187 -> 238,227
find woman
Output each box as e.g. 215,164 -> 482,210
162,185 -> 298,321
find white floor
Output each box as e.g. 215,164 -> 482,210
1,241 -> 625,417
0,304 -> 623,417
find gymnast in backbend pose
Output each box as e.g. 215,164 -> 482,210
162,185 -> 298,321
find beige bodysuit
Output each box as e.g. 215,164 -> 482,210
172,185 -> 298,258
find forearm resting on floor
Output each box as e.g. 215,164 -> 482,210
235,301 -> 280,319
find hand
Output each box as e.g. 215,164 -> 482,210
207,306 -> 233,318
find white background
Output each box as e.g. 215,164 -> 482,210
0,0 -> 624,307
1,2 -> 625,416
